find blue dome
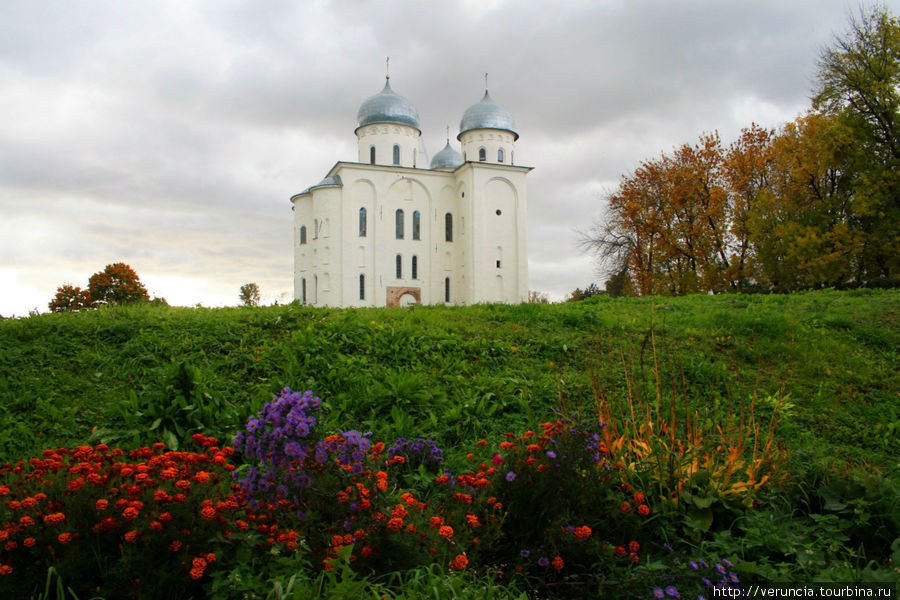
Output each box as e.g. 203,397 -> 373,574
356,80 -> 420,131
430,141 -> 463,170
458,90 -> 517,140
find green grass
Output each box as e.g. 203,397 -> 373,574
0,289 -> 897,468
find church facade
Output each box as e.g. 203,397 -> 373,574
291,76 -> 530,307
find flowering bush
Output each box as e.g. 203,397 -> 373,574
0,435 -> 240,599
429,418 -> 653,591
386,437 -> 445,473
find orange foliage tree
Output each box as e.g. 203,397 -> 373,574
47,285 -> 91,312
88,263 -> 150,306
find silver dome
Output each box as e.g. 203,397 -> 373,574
430,142 -> 463,170
356,80 -> 420,132
458,90 -> 518,140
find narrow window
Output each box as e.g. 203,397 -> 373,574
496,260 -> 501,268
300,226 -> 307,245
392,144 -> 400,165
445,212 -> 453,242
463,151 -> 467,161
395,209 -> 404,239
359,274 -> 365,300
498,148 -> 504,163
359,207 -> 367,237
301,278 -> 307,304
313,219 -> 318,240
444,277 -> 450,303
478,147 -> 486,161
412,255 -> 418,280
313,275 -> 318,304
369,146 -> 375,164
412,211 -> 420,240
395,254 -> 402,279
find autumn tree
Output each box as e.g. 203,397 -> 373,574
87,263 -> 150,306
239,282 -> 261,307
48,285 -> 91,312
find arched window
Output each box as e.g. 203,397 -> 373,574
498,148 -> 504,163
313,219 -> 319,240
359,274 -> 365,301
369,146 -> 375,164
395,209 -> 404,239
445,212 -> 453,242
411,255 -> 418,280
359,207 -> 367,237
299,226 -> 307,245
478,147 -> 486,161
412,211 -> 420,240
393,144 -> 400,165
444,277 -> 450,303
395,254 -> 402,279
301,278 -> 307,304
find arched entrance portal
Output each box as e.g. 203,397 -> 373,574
385,286 -> 421,307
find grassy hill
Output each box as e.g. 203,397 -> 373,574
1,289 -> 896,466
1,289 -> 898,596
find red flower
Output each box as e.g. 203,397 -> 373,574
633,491 -> 645,504
620,501 -> 632,513
628,540 -> 640,552
57,532 -> 73,544
637,504 -> 650,516
552,556 -> 564,571
124,530 -> 139,543
439,526 -> 454,539
387,517 -> 403,532
0,565 -> 11,575
615,545 -> 626,557
573,525 -> 592,540
449,554 -> 468,570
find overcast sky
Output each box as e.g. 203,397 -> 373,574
1,0 -> 895,316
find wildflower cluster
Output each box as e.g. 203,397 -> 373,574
0,435 -> 239,598
652,550 -> 750,600
386,437 -> 445,472
430,418 -> 653,589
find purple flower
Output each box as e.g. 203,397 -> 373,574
653,589 -> 665,599
546,450 -> 557,459
506,471 -> 516,482
520,549 -> 530,558
665,586 -> 680,598
538,557 -> 550,567
688,560 -> 699,570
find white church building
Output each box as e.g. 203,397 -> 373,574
291,75 -> 530,307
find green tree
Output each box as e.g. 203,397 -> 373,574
48,285 -> 91,312
568,283 -> 604,301
239,282 -> 261,307
813,4 -> 900,281
88,263 -> 150,307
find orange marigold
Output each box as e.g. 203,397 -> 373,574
124,530 -> 139,543
633,491 -> 645,504
57,532 -> 73,544
620,501 -> 632,513
573,525 -> 592,540
628,540 -> 640,552
200,505 -> 216,520
429,516 -> 444,528
552,555 -> 564,571
0,565 -> 11,575
438,526 -> 454,539
449,554 -> 468,570
387,517 -> 404,532
23,537 -> 35,548
637,504 -> 650,516
169,540 -> 183,551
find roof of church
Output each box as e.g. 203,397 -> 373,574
356,80 -> 420,132
458,90 -> 517,140
430,141 -> 463,170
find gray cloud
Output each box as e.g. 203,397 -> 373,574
1,0 -> 895,315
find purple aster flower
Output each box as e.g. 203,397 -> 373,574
538,557 -> 550,567
653,589 -> 665,599
546,450 -> 557,459
688,560 -> 699,570
665,586 -> 680,598
506,471 -> 516,482
729,573 -> 739,584
520,549 -> 530,558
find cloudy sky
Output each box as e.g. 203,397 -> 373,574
2,0 -> 895,315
